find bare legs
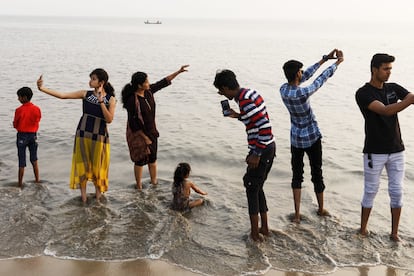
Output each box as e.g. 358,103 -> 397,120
148,162 -> 158,185
17,160 -> 40,188
316,192 -> 329,216
134,162 -> 158,190
259,212 -> 269,236
359,206 -> 401,241
80,181 -> 87,203
292,188 -> 301,223
189,198 -> 204,208
391,207 -> 401,241
359,207 -> 371,236
134,165 -> 144,190
80,181 -> 103,204
32,160 -> 39,183
360,206 -> 401,241
292,189 -> 328,223
18,167 -> 24,188
249,212 -> 269,242
250,214 -> 261,241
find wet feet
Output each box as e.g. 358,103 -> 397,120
390,234 -> 400,242
358,228 -> 370,237
250,233 -> 264,242
291,214 -> 301,224
317,209 -> 330,217
259,227 -> 269,237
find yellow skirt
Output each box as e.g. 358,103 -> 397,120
70,131 -> 110,192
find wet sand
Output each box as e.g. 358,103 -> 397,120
0,256 -> 407,276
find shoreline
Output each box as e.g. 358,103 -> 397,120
0,256 -> 408,276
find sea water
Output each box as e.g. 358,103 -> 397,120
1,16 -> 414,275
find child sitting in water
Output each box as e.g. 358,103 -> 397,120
172,163 -> 207,211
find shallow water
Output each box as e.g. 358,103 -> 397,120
1,16 -> 414,275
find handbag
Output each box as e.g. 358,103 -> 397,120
126,94 -> 149,162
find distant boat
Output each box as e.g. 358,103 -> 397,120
144,20 -> 162,24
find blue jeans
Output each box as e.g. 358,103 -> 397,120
17,132 -> 38,167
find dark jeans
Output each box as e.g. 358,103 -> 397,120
17,132 -> 38,167
243,142 -> 276,215
291,138 -> 325,193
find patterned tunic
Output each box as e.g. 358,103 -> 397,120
70,90 -> 111,192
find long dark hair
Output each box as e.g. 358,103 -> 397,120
173,163 -> 191,187
121,71 -> 148,109
90,68 -> 115,97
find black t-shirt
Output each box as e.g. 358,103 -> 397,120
355,82 -> 408,154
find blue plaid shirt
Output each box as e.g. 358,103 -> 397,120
280,62 -> 337,148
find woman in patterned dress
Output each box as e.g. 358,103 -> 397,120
37,69 -> 116,203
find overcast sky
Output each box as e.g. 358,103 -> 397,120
1,0 -> 413,21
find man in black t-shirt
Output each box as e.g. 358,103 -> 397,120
355,53 -> 414,241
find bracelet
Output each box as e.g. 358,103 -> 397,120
322,55 -> 329,62
99,101 -> 104,104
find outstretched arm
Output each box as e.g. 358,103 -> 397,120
165,65 -> 189,82
190,182 -> 207,195
37,75 -> 86,99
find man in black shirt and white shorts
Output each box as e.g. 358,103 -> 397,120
355,53 -> 414,241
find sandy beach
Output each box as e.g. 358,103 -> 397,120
0,256 -> 407,276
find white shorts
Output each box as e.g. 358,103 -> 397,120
361,152 -> 404,208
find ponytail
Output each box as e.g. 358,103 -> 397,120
121,83 -> 135,109
104,82 -> 115,97
173,163 -> 191,187
121,71 -> 148,109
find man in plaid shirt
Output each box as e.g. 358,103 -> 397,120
280,49 -> 344,223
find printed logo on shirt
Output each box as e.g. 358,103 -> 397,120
386,91 -> 397,104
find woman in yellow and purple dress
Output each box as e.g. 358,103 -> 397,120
37,69 -> 116,203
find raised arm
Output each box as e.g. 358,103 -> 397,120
100,95 -> 117,124
165,65 -> 189,82
319,49 -> 344,66
37,75 -> 86,99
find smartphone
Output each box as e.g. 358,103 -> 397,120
221,100 -> 231,116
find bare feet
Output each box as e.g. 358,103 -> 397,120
390,234 -> 400,242
81,196 -> 88,204
259,227 -> 269,237
317,209 -> 330,217
291,215 -> 301,224
136,183 -> 142,190
250,233 -> 264,242
359,228 -> 369,236
95,190 -> 102,202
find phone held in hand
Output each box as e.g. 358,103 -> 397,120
221,100 -> 231,116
